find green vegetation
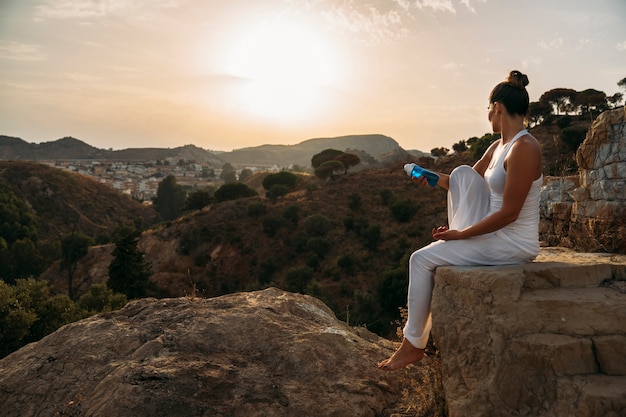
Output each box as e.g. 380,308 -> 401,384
107,227 -> 153,299
154,175 -> 186,221
0,279 -> 126,358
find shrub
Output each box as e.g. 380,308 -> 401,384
284,266 -> 314,293
305,237 -> 331,258
390,200 -> 419,223
349,193 -> 362,211
364,224 -> 382,251
262,171 -> 298,190
304,214 -> 332,237
266,184 -> 290,201
214,183 -> 258,203
380,189 -> 394,206
247,202 -> 267,219
282,205 -> 299,226
561,126 -> 588,152
262,215 -> 289,237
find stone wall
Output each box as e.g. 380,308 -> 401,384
431,247 -> 626,417
540,107 -> 626,253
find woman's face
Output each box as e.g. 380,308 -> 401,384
488,102 -> 501,133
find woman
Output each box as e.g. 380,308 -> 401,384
378,70 -> 543,371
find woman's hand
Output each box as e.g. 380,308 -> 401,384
432,226 -> 464,241
411,175 -> 428,186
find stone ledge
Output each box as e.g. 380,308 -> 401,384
431,247 -> 626,417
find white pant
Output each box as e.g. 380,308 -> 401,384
403,165 -> 538,349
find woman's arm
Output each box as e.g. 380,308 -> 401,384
434,137 -> 541,240
473,140 -> 500,176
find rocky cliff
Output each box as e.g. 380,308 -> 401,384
432,247 -> 626,417
0,288 -> 442,417
540,106 -> 626,253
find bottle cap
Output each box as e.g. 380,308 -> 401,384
404,163 -> 415,176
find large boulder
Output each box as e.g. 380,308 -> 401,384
540,106 -> 626,253
432,247 -> 626,417
0,288 -> 418,417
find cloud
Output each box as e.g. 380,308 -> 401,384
34,0 -> 179,20
0,41 -> 46,61
617,41 -> 626,51
289,0 -> 486,43
538,37 -> 563,50
320,5 -> 410,43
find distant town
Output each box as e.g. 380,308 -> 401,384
41,158 -> 282,203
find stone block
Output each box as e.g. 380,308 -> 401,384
593,335 -> 626,375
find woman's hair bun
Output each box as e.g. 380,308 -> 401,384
505,70 -> 529,89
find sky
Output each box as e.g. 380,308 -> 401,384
0,0 -> 625,153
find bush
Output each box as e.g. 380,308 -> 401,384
282,205 -> 299,226
304,214 -> 332,237
305,237 -> 331,258
380,189 -> 394,206
262,171 -> 299,190
247,202 -> 267,219
266,184 -> 290,201
390,200 -> 419,223
262,215 -> 289,237
284,266 -> 314,293
556,116 -> 572,129
364,224 -> 382,251
349,193 -> 362,211
561,126 -> 588,152
214,183 -> 258,203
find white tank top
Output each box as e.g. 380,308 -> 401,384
484,130 -> 542,254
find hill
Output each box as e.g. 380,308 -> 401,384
219,134 -> 410,167
0,135 -> 224,165
0,160 -> 159,246
45,161 -> 451,338
0,134 -> 412,169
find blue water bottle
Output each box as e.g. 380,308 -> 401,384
404,163 -> 439,187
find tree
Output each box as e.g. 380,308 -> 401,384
430,147 -> 449,157
526,101 -> 552,127
238,168 -> 254,182
574,89 -> 607,119
304,214 -> 332,237
107,228 -> 152,299
0,181 -> 38,245
469,133 -> 500,161
607,92 -> 623,109
315,160 -> 344,181
539,88 -> 577,115
452,140 -> 467,153
333,153 -> 361,174
262,171 -> 299,190
618,77 -> 626,92
77,283 -> 127,313
154,175 -> 186,221
220,163 -> 237,184
311,149 -> 343,169
184,190 -> 212,211
9,238 -> 43,282
61,232 -> 95,299
213,182 -> 258,203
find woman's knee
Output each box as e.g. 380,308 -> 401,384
409,250 -> 434,274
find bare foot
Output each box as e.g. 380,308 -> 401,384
377,338 -> 425,371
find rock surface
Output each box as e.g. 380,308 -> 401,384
0,288 -> 420,417
432,247 -> 626,417
540,106 -> 626,253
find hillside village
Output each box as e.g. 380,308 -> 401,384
40,158 -> 281,202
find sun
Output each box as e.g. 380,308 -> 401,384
224,18 -> 339,123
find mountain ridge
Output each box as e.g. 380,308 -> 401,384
0,134 -> 421,168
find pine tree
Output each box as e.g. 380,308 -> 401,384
107,228 -> 152,299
